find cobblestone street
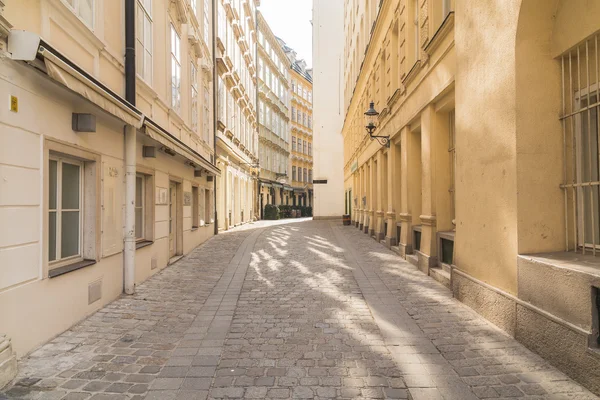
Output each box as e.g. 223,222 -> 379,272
1,219 -> 597,400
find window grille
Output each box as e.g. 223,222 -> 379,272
560,33 -> 600,254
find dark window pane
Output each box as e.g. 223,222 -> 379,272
49,160 -> 57,210
49,211 -> 56,261
61,162 -> 80,209
414,230 -> 421,252
61,211 -> 80,258
136,176 -> 143,207
441,238 -> 454,265
135,208 -> 143,239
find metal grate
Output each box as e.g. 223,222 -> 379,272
560,33 -> 600,254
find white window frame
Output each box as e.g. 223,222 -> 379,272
48,156 -> 84,266
135,173 -> 146,241
192,186 -> 200,228
191,62 -> 199,132
171,24 -> 182,112
203,85 -> 211,145
64,0 -> 95,29
137,0 -> 153,83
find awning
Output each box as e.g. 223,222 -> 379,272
37,41 -> 144,128
144,119 -> 220,176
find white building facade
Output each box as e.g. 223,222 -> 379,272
312,0 -> 345,219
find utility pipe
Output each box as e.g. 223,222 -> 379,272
124,125 -> 136,294
212,0 -> 219,235
124,0 -> 136,294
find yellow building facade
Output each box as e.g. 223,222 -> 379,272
344,0 -> 600,393
0,0 -> 219,368
288,60 -> 313,207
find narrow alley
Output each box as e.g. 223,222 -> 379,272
1,220 -> 596,400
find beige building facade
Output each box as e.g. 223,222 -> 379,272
287,57 -> 313,207
256,12 -> 292,217
343,0 -> 600,394
0,0 -> 217,365
215,0 -> 259,230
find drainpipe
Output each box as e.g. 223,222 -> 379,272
124,0 -> 136,294
212,0 -> 218,236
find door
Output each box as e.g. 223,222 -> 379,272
169,182 -> 177,258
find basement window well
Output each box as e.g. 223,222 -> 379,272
438,231 -> 455,266
413,226 -> 422,252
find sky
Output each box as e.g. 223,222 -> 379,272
258,0 -> 313,68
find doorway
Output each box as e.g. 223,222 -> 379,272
169,181 -> 178,259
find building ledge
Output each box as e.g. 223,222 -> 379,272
519,251 -> 600,278
49,259 -> 97,279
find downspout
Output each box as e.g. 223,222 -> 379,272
212,0 -> 219,236
124,0 -> 136,294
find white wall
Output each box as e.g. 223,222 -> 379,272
312,0 -> 345,218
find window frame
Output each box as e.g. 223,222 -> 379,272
191,61 -> 199,132
136,0 -> 153,84
135,173 -> 146,241
48,155 -> 84,266
171,23 -> 182,112
64,0 -> 95,30
192,185 -> 200,229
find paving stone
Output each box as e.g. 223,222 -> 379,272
2,220 -> 598,400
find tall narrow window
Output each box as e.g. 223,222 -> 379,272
309,169 -> 313,183
292,137 -> 297,152
66,0 -> 94,29
135,174 -> 145,240
191,62 -> 199,132
136,0 -> 152,83
308,143 -> 312,156
49,157 -> 82,263
192,186 -> 199,228
170,24 -> 182,112
292,166 -> 297,181
203,86 -> 210,144
414,0 -> 420,61
303,168 -> 307,183
297,138 -> 302,153
205,189 -> 212,224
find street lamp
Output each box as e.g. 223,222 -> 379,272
365,102 -> 390,148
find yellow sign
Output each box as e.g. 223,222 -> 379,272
10,95 -> 18,113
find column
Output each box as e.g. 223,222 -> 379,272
419,104 -> 440,274
399,126 -> 422,257
369,157 -> 377,237
375,150 -> 385,241
385,141 -> 398,247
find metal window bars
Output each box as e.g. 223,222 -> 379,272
560,33 -> 600,255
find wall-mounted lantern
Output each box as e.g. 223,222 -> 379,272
364,102 -> 390,148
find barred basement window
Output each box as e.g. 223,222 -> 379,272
560,33 -> 600,254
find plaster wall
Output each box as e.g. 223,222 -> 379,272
454,0 -> 520,294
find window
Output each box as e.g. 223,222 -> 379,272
308,115 -> 312,129
308,91 -> 312,103
191,63 -> 198,132
170,24 -> 182,112
136,0 -> 152,83
303,168 -> 307,183
192,186 -> 199,228
560,33 -> 600,253
203,86 -> 210,145
297,138 -> 302,153
308,143 -> 312,156
292,166 -> 297,181
205,188 -> 212,224
65,0 -> 94,29
303,141 -> 307,155
135,174 -> 146,239
292,107 -> 296,122
309,169 -> 313,183
49,157 -> 82,263
292,137 -> 297,152
203,0 -> 210,45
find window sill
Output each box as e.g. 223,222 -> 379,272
49,259 -> 96,278
519,251 -> 600,277
136,240 -> 153,250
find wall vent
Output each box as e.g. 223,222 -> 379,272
88,279 -> 102,305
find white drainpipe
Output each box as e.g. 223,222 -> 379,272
124,124 -> 136,294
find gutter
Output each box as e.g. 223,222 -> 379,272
212,0 -> 219,235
